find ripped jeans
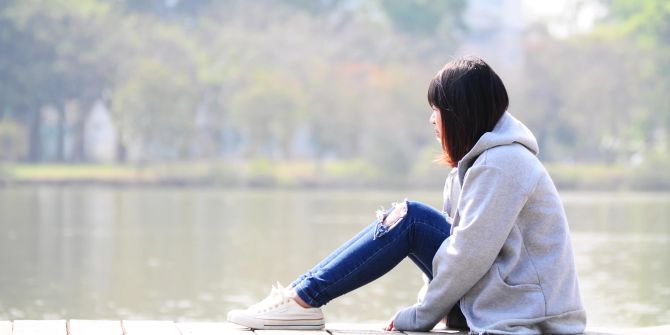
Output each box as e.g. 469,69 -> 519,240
290,200 -> 452,308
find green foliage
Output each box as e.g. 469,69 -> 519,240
0,119 -> 28,161
230,69 -> 307,159
0,0 -> 119,161
112,59 -> 199,160
248,157 -> 274,175
0,0 -> 465,169
516,0 -> 669,168
600,0 -> 670,163
378,0 -> 466,35
605,0 -> 670,45
324,159 -> 378,181
1,0 -> 669,189
116,0 -> 219,16
279,0 -> 341,14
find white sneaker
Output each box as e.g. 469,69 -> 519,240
227,282 -> 325,330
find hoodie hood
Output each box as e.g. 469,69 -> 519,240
457,112 -> 539,184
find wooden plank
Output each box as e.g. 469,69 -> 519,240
622,325 -> 670,335
404,330 -> 467,334
5,320 -> 668,335
255,331 -> 329,335
582,328 -> 618,335
176,322 -> 252,334
403,327 -> 667,335
0,321 -> 12,335
68,320 -> 123,335
584,325 -> 670,335
398,321 -> 467,335
122,320 -> 181,335
12,320 -> 66,335
325,323 -> 396,334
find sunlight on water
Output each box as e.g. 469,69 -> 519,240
0,187 -> 668,327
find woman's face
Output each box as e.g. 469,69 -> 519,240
430,106 -> 442,142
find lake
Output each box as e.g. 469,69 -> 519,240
0,186 -> 668,327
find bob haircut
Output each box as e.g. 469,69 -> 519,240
428,56 -> 509,167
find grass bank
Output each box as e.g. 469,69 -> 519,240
1,160 -> 668,191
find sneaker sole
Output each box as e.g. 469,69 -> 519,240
229,314 -> 324,330
257,323 -> 325,330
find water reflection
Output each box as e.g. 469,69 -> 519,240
0,187 -> 668,327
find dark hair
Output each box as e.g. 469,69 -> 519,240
428,56 -> 509,167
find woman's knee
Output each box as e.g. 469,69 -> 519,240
380,200 -> 408,226
377,200 -> 439,226
373,199 -> 409,239
406,201 -> 450,228
372,199 -> 448,239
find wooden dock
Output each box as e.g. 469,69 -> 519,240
0,320 -> 668,335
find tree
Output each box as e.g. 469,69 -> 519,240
229,69 -> 307,159
594,0 -> 670,162
378,0 -> 467,35
0,0 -> 117,161
0,119 -> 28,161
112,59 -> 199,161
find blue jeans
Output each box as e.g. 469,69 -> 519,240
290,200 -> 451,307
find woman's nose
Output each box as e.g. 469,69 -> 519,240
429,111 -> 436,124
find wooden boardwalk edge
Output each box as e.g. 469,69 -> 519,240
0,320 -> 668,335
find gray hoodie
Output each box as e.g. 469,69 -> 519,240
394,112 -> 587,334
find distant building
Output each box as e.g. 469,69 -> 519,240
84,100 -> 117,163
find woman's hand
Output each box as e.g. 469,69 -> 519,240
383,317 -> 395,331
383,312 -> 399,331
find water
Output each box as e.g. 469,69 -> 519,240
0,186 -> 668,327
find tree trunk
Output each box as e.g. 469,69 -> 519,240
28,109 -> 42,162
116,132 -> 127,163
55,105 -> 65,162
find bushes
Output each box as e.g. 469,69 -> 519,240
0,120 -> 28,162
2,156 -> 669,191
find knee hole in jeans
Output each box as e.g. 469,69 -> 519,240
373,199 -> 408,239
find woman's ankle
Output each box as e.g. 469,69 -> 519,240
290,289 -> 313,308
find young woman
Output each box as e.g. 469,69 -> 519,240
227,56 -> 587,334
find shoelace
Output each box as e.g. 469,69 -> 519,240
249,282 -> 292,313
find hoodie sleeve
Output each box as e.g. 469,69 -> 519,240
394,164 -> 532,331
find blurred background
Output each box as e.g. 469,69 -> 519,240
0,0 -> 668,329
